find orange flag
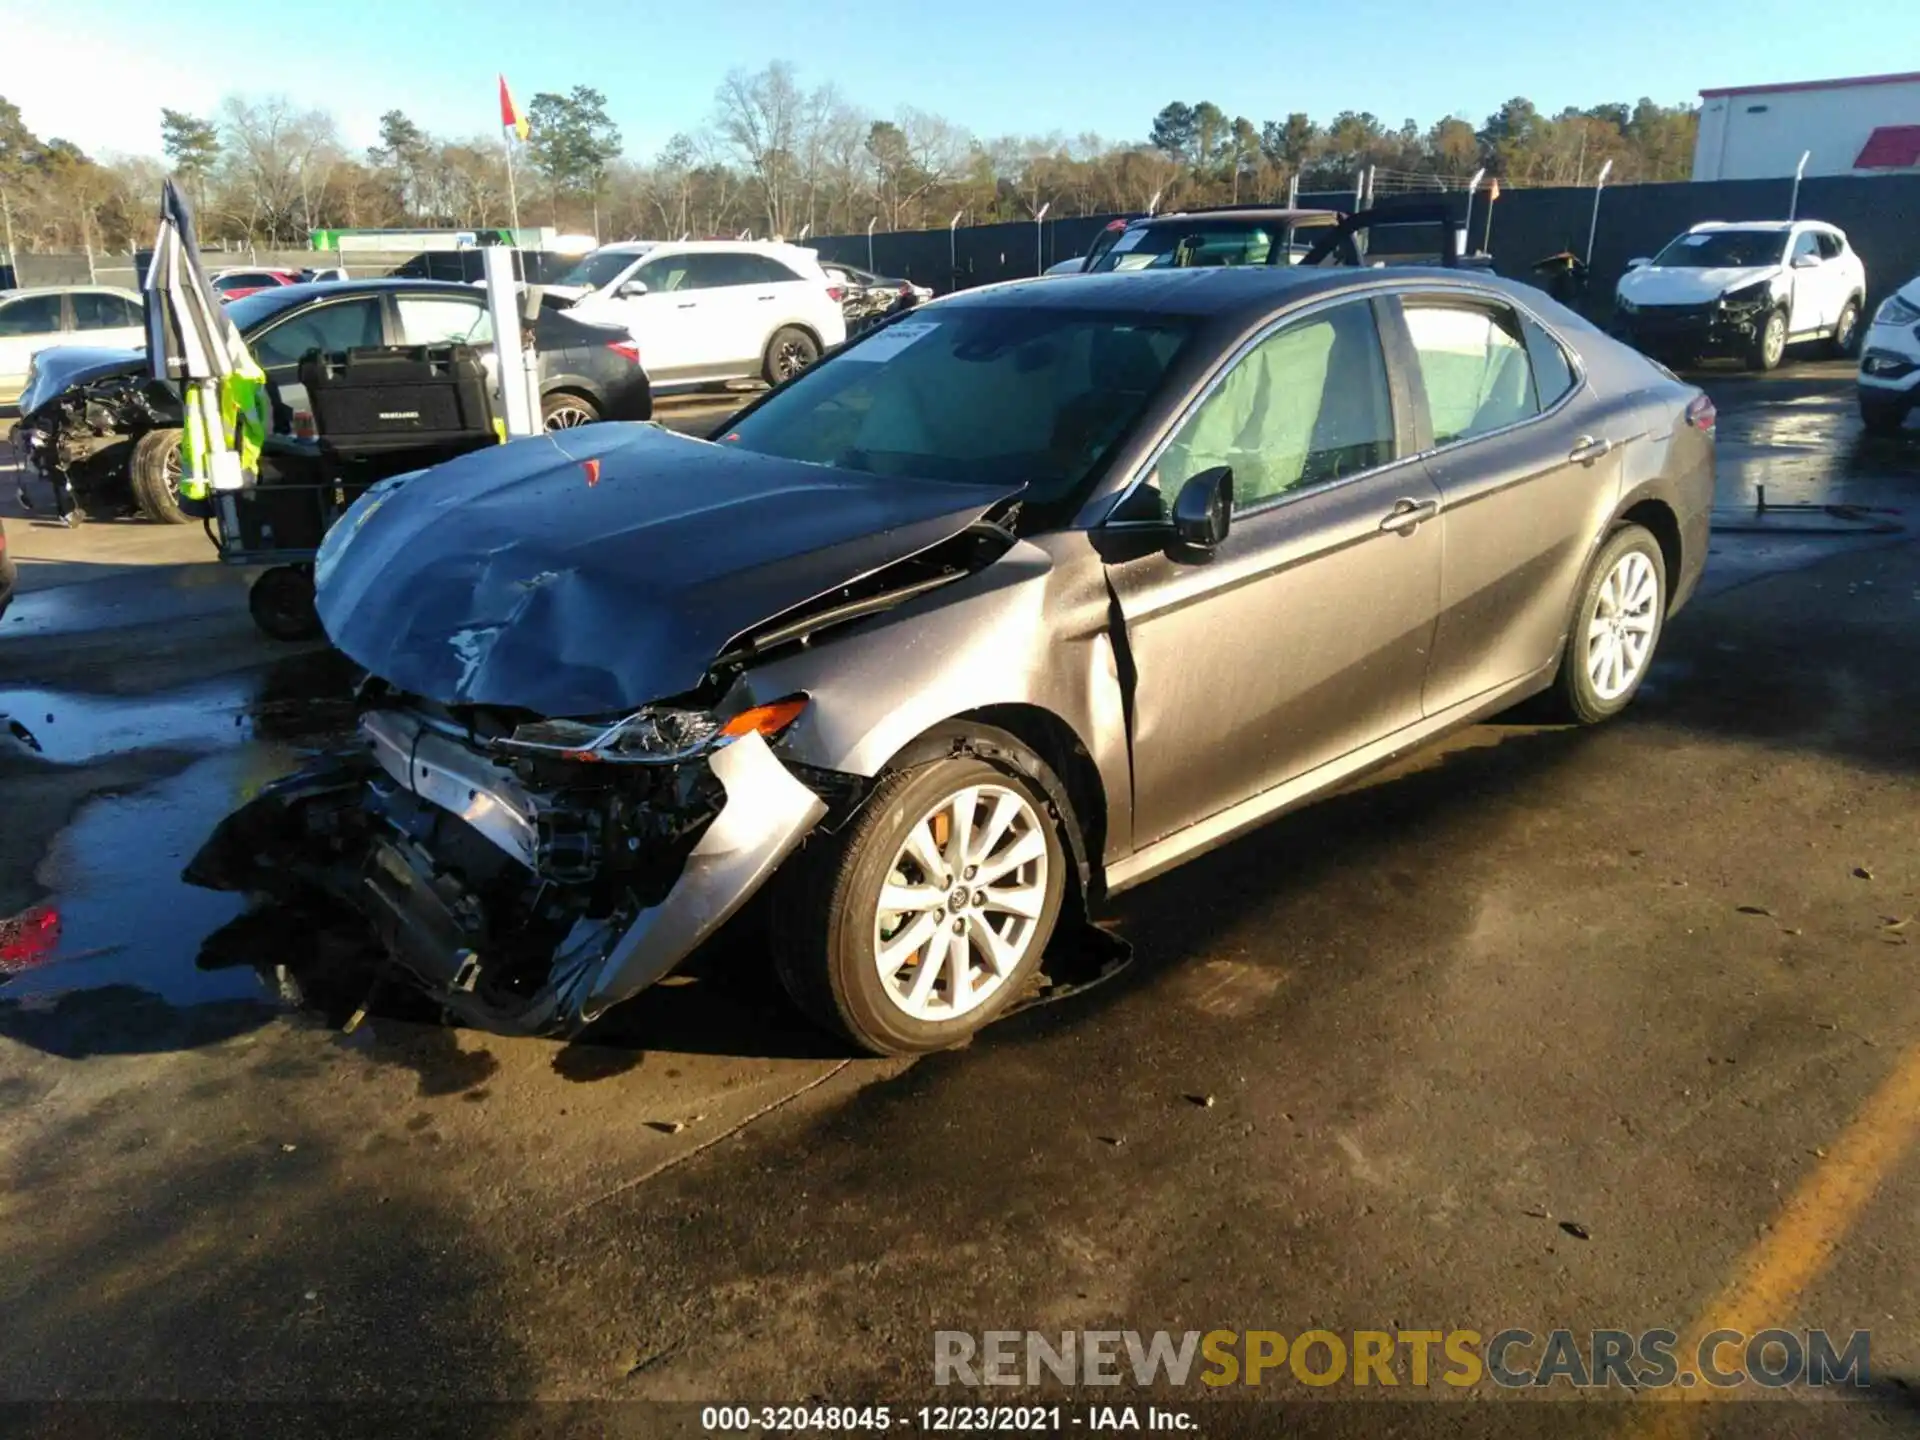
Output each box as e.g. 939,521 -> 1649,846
499,76 -> 530,141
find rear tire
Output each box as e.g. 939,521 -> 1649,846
763,326 -> 820,386
541,391 -> 600,429
1745,309 -> 1788,372
1860,395 -> 1910,436
1827,297 -> 1862,359
130,427 -> 191,524
772,735 -> 1069,1056
1543,524 -> 1667,725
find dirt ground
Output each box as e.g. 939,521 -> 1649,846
1,367 -> 1917,1438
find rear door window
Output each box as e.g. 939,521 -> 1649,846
1520,315 -> 1578,408
1401,302 -> 1541,445
396,295 -> 493,346
72,292 -> 143,329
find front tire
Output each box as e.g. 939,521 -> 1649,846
1544,524 -> 1667,725
1860,395 -> 1911,436
1746,309 -> 1788,372
773,740 -> 1069,1056
130,427 -> 191,524
763,326 -> 820,386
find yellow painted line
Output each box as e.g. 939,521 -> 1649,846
1627,1039 -> 1920,1438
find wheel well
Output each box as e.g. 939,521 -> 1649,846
1620,499 -> 1682,612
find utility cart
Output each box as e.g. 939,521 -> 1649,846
210,343 -> 500,640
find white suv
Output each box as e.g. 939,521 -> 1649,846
549,241 -> 847,390
1613,220 -> 1866,372
1858,272 -> 1920,435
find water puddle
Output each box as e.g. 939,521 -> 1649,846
0,653 -> 368,1054
0,652 -> 357,764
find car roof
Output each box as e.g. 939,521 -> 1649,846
931,264 -> 1528,321
241,277 -> 484,305
0,284 -> 140,298
1134,207 -> 1341,227
1687,219 -> 1829,233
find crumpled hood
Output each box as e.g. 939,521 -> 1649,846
1617,264 -> 1780,307
315,424 -> 1022,717
17,346 -> 144,417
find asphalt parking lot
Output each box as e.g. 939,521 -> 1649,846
2,363 -> 1918,1434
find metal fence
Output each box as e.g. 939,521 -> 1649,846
11,173 -> 1917,320
806,174 -> 1920,317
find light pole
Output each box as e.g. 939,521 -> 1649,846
1034,201 -> 1050,275
1584,157 -> 1614,269
867,216 -> 877,272
1789,150 -> 1811,220
949,208 -> 964,289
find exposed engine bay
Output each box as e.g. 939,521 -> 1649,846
187,516 -> 1019,1035
10,372 -> 177,520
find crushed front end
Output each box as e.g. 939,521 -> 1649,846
186,690 -> 828,1035
10,371 -> 172,519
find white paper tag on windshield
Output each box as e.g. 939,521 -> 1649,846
1110,227 -> 1145,253
846,319 -> 940,362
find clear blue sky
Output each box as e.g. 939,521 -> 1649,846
9,0 -> 1918,161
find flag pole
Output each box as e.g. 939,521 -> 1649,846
503,127 -> 522,238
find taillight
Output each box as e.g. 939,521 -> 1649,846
1684,393 -> 1716,432
826,285 -> 844,303
608,340 -> 641,365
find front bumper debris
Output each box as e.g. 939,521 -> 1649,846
186,716 -> 827,1036
1620,301 -> 1767,356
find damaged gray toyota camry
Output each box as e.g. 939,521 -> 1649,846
187,264 -> 1714,1055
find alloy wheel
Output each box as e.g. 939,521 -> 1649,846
164,443 -> 182,498
543,400 -> 595,430
776,340 -> 812,380
1763,313 -> 1786,368
1586,550 -> 1659,701
872,784 -> 1050,1023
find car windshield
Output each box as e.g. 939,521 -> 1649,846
555,250 -> 644,289
1087,220 -> 1309,272
1653,230 -> 1789,269
720,306 -> 1192,507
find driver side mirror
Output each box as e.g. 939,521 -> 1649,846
1171,466 -> 1233,553
1626,257 -> 1651,270
1792,252 -> 1820,269
617,280 -> 649,297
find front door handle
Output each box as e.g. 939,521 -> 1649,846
676,301 -> 698,310
1378,497 -> 1439,532
1569,435 -> 1616,464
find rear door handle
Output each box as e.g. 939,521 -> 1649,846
676,301 -> 698,309
1378,497 -> 1439,532
1569,435 -> 1616,464
757,293 -> 777,301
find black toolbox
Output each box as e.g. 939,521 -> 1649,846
298,343 -> 496,452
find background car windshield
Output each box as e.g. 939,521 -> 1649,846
1652,231 -> 1787,268
556,251 -> 644,288
721,307 -> 1191,503
1089,222 -> 1274,271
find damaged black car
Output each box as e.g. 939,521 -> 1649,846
188,266 -> 1713,1055
8,279 -> 651,523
